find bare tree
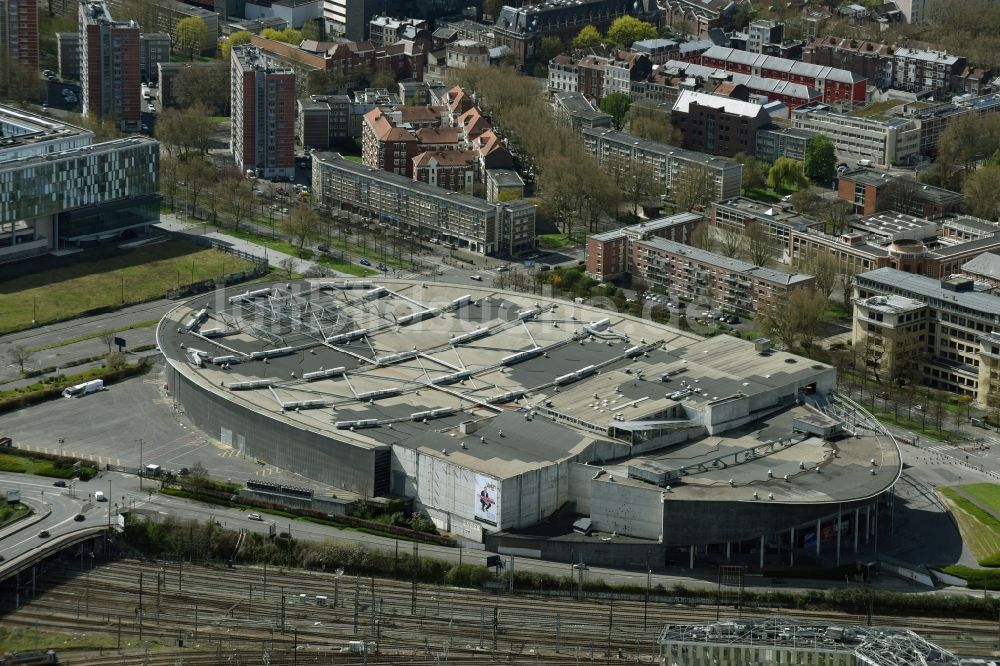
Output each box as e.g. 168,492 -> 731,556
689,221 -> 717,253
278,256 -> 296,279
719,223 -> 745,258
672,164 -> 713,212
221,176 -> 255,232
746,221 -> 775,266
280,204 -> 321,253
797,251 -> 838,299
824,200 -> 853,235
5,345 -> 33,375
99,329 -> 116,353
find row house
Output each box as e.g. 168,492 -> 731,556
696,46 -> 867,105
549,50 -> 653,100
803,37 -> 894,90
805,35 -> 978,95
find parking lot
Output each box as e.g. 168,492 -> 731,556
1,358 -> 333,492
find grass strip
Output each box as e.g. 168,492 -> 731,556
26,318 -> 162,353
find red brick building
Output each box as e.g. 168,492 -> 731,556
697,46 -> 866,106
837,169 -> 963,218
362,107 -> 420,177
412,150 -> 479,193
585,212 -> 703,280
0,0 -> 38,68
231,45 -> 296,179
80,0 -> 140,131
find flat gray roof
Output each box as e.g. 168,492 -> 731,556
857,267 -> 1000,317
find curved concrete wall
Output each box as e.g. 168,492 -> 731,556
167,364 -> 378,496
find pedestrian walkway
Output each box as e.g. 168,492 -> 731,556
156,214 -> 336,276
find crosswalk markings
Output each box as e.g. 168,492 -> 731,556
218,449 -> 240,458
925,444 -> 957,453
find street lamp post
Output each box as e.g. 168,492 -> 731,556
136,439 -> 143,490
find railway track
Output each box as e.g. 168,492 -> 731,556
2,559 -> 998,664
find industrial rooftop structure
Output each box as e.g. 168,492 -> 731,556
159,280 -> 900,568
659,619 -> 958,666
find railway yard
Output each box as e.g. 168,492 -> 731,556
1,557 -> 998,665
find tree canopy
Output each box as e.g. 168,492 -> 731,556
572,24 -> 603,49
598,92 -> 631,131
176,16 -> 208,61
605,16 -> 657,48
767,157 -> 808,193
260,27 -> 303,44
803,134 -> 836,183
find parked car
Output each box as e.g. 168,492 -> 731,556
317,243 -> 330,253
359,258 -> 372,266
470,274 -> 483,281
247,513 -> 262,521
74,514 -> 85,522
52,480 -> 67,488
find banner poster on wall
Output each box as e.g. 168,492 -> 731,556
474,473 -> 499,526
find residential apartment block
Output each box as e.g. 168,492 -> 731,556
231,45 -> 295,179
791,103 -> 920,167
803,37 -> 895,90
79,0 -> 140,131
446,39 -> 489,70
695,46 -> 867,105
311,152 -> 536,257
361,86 -> 515,192
581,128 -> 743,205
552,91 -> 613,131
297,94 -> 350,149
853,268 -> 1000,405
55,31 -> 79,80
368,15 -> 427,48
585,212 -> 703,280
671,89 -> 771,157
139,33 -> 171,83
632,237 -> 815,316
0,0 -> 38,68
709,197 -> 824,264
0,106 -> 158,264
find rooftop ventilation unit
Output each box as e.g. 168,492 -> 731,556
302,367 -> 345,381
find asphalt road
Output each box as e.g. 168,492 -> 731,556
0,469 -> 931,596
0,298 -> 175,384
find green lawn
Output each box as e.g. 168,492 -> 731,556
0,502 -> 29,527
343,154 -> 364,163
209,116 -> 230,124
0,451 -> 98,480
939,487 -> 1000,565
849,99 -> 905,118
940,564 -> 1000,590
224,228 -> 378,276
960,484 -> 1000,515
539,233 -> 579,249
0,241 -> 257,334
744,186 -> 783,202
0,626 -> 137,654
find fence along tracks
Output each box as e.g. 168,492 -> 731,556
1,558 -> 996,664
